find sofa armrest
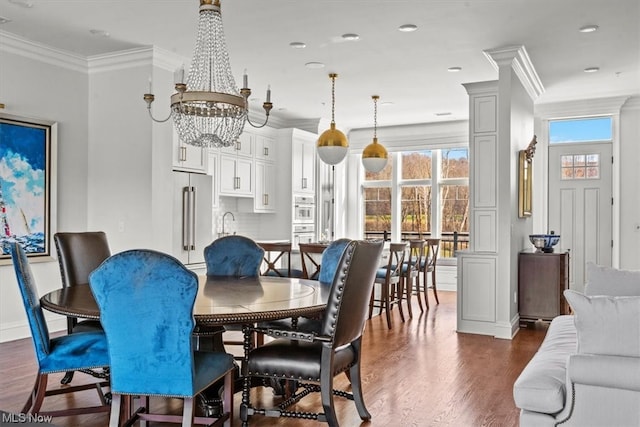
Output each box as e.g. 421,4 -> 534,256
568,353 -> 640,392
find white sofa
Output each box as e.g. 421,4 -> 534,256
513,263 -> 640,426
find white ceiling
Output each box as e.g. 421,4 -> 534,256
1,0 -> 638,132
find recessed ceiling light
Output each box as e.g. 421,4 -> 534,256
380,101 -> 395,106
435,112 -> 452,116
289,42 -> 306,48
584,67 -> 600,73
579,25 -> 599,33
448,66 -> 462,72
341,33 -> 360,41
89,29 -> 111,38
305,62 -> 325,69
398,24 -> 418,32
0,16 -> 12,24
8,0 -> 33,8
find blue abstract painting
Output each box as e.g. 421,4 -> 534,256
0,117 -> 51,258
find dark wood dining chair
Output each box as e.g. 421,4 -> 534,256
54,231 -> 111,385
240,240 -> 384,427
257,241 -> 303,278
9,242 -> 110,419
369,242 -> 407,329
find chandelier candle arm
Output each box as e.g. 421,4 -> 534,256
142,0 -> 272,147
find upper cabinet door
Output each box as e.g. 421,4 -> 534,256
218,154 -> 253,197
292,137 -> 316,194
220,132 -> 253,157
173,135 -> 207,173
255,135 -> 276,163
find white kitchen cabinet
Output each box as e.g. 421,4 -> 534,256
219,154 -> 253,197
173,136 -> 207,173
239,160 -> 275,213
254,134 -> 276,163
292,135 -> 316,194
220,131 -> 253,157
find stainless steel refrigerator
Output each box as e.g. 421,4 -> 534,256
172,171 -> 213,265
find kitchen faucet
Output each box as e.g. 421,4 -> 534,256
221,211 -> 235,236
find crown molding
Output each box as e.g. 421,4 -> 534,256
483,45 -> 545,101
622,95 -> 640,110
535,95 -> 631,118
87,46 -> 185,74
0,30 -> 87,73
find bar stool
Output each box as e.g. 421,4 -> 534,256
258,241 -> 304,278
369,242 -> 407,329
298,243 -> 326,280
401,239 -> 426,315
420,238 -> 441,306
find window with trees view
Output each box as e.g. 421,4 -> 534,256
363,148 -> 469,258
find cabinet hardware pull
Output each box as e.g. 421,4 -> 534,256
302,177 -> 307,189
264,147 -> 268,156
180,146 -> 187,162
236,141 -> 241,151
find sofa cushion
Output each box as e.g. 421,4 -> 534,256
584,262 -> 640,296
513,315 -> 577,414
564,290 -> 640,357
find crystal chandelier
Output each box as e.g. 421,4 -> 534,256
317,73 -> 349,165
361,95 -> 388,173
143,0 -> 272,148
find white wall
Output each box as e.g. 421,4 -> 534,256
0,37 -> 90,340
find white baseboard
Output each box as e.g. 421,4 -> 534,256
0,317 -> 66,343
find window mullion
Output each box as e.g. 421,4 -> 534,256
432,150 -> 441,238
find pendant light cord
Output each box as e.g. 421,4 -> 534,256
330,73 -> 338,125
373,96 -> 378,139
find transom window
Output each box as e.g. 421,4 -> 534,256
549,117 -> 612,144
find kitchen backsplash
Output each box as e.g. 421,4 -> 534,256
213,197 -> 262,239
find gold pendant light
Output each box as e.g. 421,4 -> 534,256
361,95 -> 388,173
317,73 -> 349,165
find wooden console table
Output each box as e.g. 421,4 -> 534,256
518,251 -> 570,323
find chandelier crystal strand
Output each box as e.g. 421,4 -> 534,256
144,0 -> 271,147
172,0 -> 246,148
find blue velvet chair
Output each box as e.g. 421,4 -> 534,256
89,249 -> 235,427
204,235 -> 264,277
202,235 -> 265,354
241,240 -> 384,426
9,242 -> 110,418
317,238 -> 352,285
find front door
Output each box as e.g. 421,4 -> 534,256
548,142 -> 612,291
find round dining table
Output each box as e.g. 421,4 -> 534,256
40,275 -> 329,326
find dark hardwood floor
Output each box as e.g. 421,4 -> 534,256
0,291 -> 547,426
